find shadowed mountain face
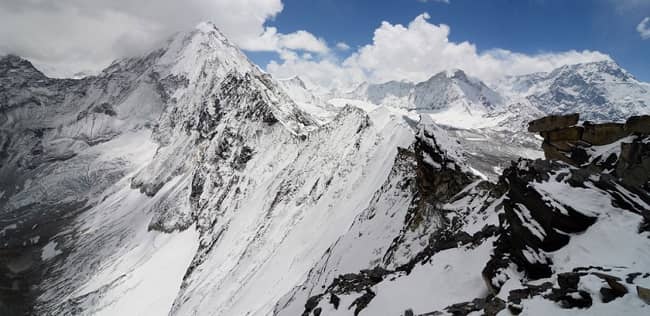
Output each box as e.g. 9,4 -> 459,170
1,22 -> 649,316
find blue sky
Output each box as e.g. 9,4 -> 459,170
248,0 -> 650,82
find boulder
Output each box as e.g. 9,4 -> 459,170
547,126 -> 584,142
592,272 -> 628,303
616,139 -> 650,187
638,286 -> 650,304
542,142 -> 572,164
557,272 -> 580,290
538,127 -> 585,158
625,115 -> 650,134
582,122 -> 628,145
528,114 -> 579,132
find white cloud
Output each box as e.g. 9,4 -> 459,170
267,57 -> 366,92
336,42 -> 351,51
242,27 -> 329,53
267,13 -> 611,90
638,17 -> 650,39
279,30 -> 329,53
0,0 -> 327,77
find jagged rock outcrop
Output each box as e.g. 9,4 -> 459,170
527,113 -> 579,132
626,115 -> 650,134
276,114 -> 650,316
532,114 -> 650,172
530,113 -> 650,193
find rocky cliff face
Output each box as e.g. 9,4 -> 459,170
530,113 -> 650,189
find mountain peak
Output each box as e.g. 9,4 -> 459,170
445,68 -> 467,79
0,54 -> 47,80
195,21 -> 219,33
191,21 -> 231,43
550,59 -> 633,81
280,75 -> 308,89
147,21 -> 256,83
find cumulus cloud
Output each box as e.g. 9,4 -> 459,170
335,42 -> 351,51
268,58 -> 366,92
638,17 -> 650,39
242,27 -> 329,53
267,13 -> 611,90
0,0 -> 327,77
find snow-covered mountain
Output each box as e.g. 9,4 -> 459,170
1,21 -> 649,316
277,76 -> 337,124
1,21 -> 414,316
347,70 -> 502,111
340,70 -> 504,129
501,60 -> 650,122
336,61 -> 650,130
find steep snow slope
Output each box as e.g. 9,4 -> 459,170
1,22 -> 420,316
1,21 -> 312,315
0,46 -> 171,316
276,120 -> 650,316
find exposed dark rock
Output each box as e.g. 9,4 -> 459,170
528,113 -> 579,132
533,113 -> 650,176
233,145 -> 254,170
626,272 -> 643,284
329,267 -> 389,294
484,159 -> 597,285
507,282 -> 553,314
329,294 -> 340,309
541,142 -> 571,164
582,122 -> 628,145
546,288 -> 592,309
383,126 -> 478,266
592,272 -> 628,303
91,102 -> 117,116
130,178 -> 165,197
348,289 -> 375,316
616,138 -> 650,188
545,126 -> 584,143
302,294 -> 323,316
557,272 -> 580,290
637,286 -> 650,304
625,115 -> 650,134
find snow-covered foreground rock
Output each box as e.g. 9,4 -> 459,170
1,21 -> 649,316
275,119 -> 650,316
